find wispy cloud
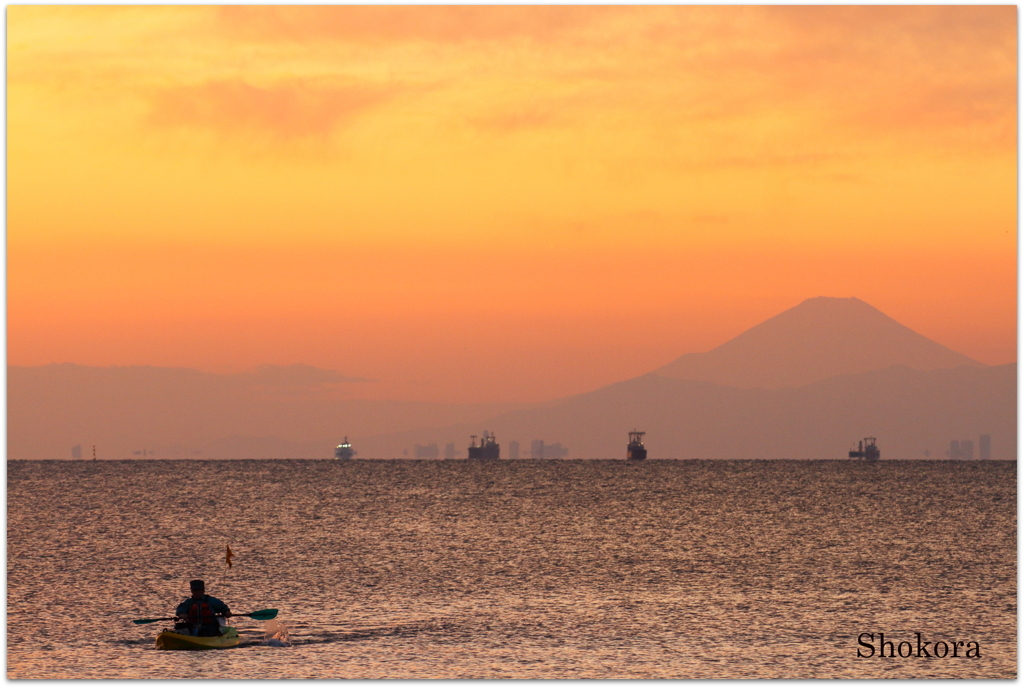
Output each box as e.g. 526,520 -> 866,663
215,6 -> 604,44
147,78 -> 397,139
469,105 -> 558,133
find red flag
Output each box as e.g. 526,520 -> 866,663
226,545 -> 234,569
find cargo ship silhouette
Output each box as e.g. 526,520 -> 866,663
848,437 -> 880,461
468,431 -> 500,459
627,430 -> 647,460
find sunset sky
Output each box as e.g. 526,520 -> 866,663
8,6 -> 1016,403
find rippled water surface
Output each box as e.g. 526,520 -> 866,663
7,459 -> 1016,678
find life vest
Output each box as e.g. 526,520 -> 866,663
185,598 -> 218,626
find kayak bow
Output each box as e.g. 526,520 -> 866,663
155,627 -> 240,651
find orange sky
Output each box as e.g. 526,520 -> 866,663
8,6 -> 1017,403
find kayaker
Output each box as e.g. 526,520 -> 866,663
174,579 -> 232,637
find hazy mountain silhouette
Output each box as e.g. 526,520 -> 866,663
652,297 -> 983,389
362,364 -> 1015,460
360,297 -> 1012,459
7,363 -> 521,460
8,297 -> 1013,460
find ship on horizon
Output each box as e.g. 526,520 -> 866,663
468,431 -> 500,459
849,437 -> 880,461
335,437 -> 355,460
627,430 -> 647,460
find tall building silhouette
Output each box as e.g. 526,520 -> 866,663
414,443 -> 439,459
530,440 -> 568,459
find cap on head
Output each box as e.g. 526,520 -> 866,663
189,579 -> 205,591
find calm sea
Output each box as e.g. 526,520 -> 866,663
7,459 -> 1016,679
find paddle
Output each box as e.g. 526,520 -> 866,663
132,608 -> 278,625
234,609 -> 279,621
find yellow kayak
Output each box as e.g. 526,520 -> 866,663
155,627 -> 240,651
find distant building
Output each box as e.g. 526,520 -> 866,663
979,434 -> 991,461
960,439 -> 974,461
443,442 -> 456,460
508,440 -> 520,460
948,440 -> 961,460
414,443 -> 439,459
546,443 -> 569,458
530,440 -> 568,459
71,444 -> 82,459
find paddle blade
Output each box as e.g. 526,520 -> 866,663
245,609 -> 278,621
132,617 -> 173,625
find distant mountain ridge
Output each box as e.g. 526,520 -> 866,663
6,363 -> 523,460
652,297 -> 982,389
360,363 -> 1015,460
359,297 -> 1012,459
7,297 -> 1013,460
